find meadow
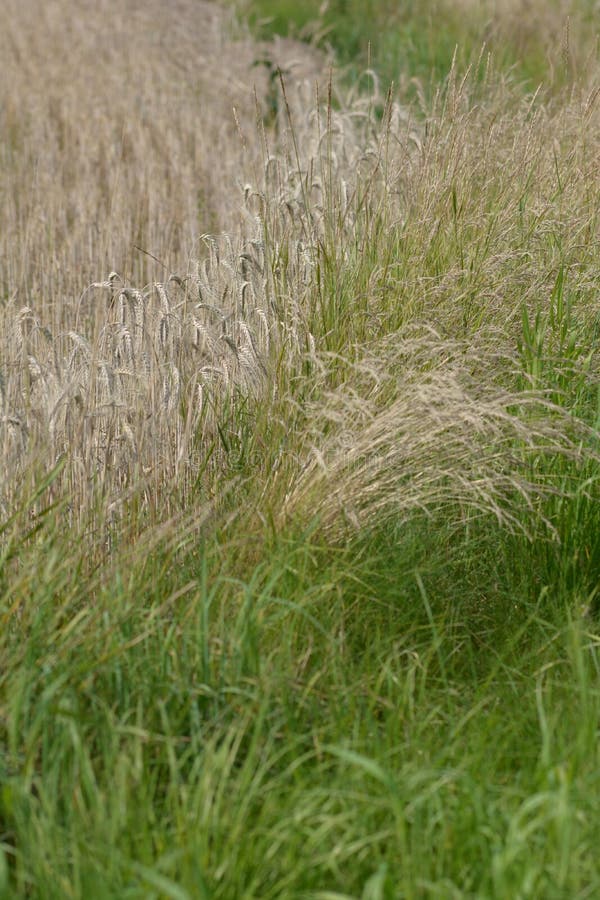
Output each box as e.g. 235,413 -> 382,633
1,0 -> 600,896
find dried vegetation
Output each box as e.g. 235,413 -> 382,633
0,0 -> 599,547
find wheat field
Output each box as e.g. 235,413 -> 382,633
2,0 -> 600,896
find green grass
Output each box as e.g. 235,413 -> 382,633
245,0 -> 599,98
2,496 -> 600,897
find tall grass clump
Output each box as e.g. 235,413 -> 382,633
2,0 -> 600,896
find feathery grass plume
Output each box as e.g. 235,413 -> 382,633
280,327 -> 599,540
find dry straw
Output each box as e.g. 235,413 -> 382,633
1,0 -> 599,548
0,0 -> 388,525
